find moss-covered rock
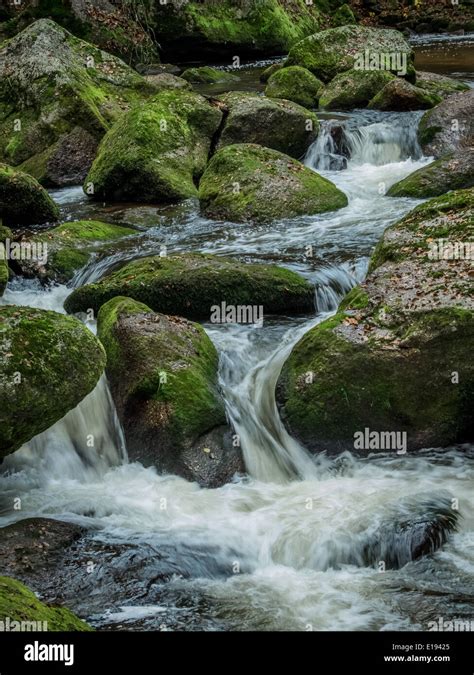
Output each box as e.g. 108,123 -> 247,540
0,19 -> 156,187
260,62 -> 283,83
331,3 -> 357,27
0,306 -> 106,458
286,25 -> 415,83
415,71 -> 470,101
0,576 -> 91,631
15,220 -> 137,284
217,92 -> 318,159
387,151 -> 474,198
144,73 -> 192,91
319,69 -> 394,110
200,143 -> 347,223
368,77 -> 441,111
0,163 -> 59,226
152,0 -> 327,58
265,66 -> 323,108
85,89 -> 222,203
97,297 -> 243,487
418,90 -> 474,158
64,252 -> 316,318
0,0 -> 157,65
277,188 -> 474,454
181,66 -> 239,84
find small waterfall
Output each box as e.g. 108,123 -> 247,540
305,113 -> 423,171
1,376 -> 126,487
209,266 -> 357,484
304,120 -> 349,171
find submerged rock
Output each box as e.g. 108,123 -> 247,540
388,150 -> 474,198
64,253 -> 315,319
0,576 -> 91,631
368,78 -> 441,111
286,25 -> 415,83
85,89 -> 223,203
0,164 -> 59,226
216,92 -> 318,159
0,518 -> 84,583
181,66 -> 239,84
14,220 -> 137,284
319,69 -> 394,110
265,66 -> 323,108
277,188 -> 474,454
0,306 -> 106,458
0,19 -> 155,186
98,297 -> 243,487
199,143 -> 348,223
418,90 -> 474,157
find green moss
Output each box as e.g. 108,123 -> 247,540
0,20 -> 156,174
415,71 -> 469,100
260,63 -> 283,83
286,25 -> 415,83
0,257 -> 8,297
64,252 -> 315,318
155,0 -> 326,55
217,91 -> 319,159
0,576 -> 91,631
387,153 -> 474,198
319,69 -> 394,110
97,296 -> 225,446
85,89 -> 222,202
368,78 -> 441,111
0,306 -> 106,457
200,143 -> 347,223
17,220 -> 136,283
332,3 -> 357,26
0,163 -> 59,226
266,66 -> 323,108
181,67 -> 239,84
339,286 -> 369,310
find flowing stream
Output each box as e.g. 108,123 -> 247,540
1,109 -> 473,632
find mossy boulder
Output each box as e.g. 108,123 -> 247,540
216,92 -> 318,159
260,62 -> 283,83
0,163 -> 59,226
331,3 -> 357,27
418,90 -> 474,158
0,19 -> 156,187
368,78 -> 441,111
63,252 -> 316,319
152,0 -> 326,58
0,0 -> 157,65
97,297 -> 243,487
0,576 -> 91,631
387,151 -> 474,198
265,66 -> 323,108
85,89 -> 223,203
415,71 -> 470,101
199,143 -> 348,223
181,66 -> 239,84
15,220 -> 137,284
319,69 -> 394,110
0,306 -> 106,458
144,73 -> 192,91
286,25 -> 415,83
277,188 -> 474,454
